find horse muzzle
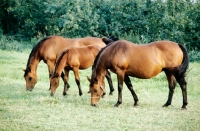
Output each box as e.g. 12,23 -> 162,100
26,87 -> 33,91
91,103 -> 99,107
50,91 -> 55,96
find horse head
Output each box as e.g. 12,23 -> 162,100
50,73 -> 60,96
23,67 -> 37,91
87,76 -> 106,107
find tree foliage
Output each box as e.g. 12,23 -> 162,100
0,0 -> 199,50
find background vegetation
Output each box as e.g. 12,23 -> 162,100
0,50 -> 200,131
0,0 -> 200,50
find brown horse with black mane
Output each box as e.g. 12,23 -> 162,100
50,45 -> 102,96
88,38 -> 189,109
23,36 -> 114,94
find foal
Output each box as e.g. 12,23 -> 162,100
50,45 -> 102,96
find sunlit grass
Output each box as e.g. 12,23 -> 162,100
0,50 -> 200,131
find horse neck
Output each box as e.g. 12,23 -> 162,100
54,57 -> 67,77
89,46 -> 101,59
28,55 -> 40,75
92,63 -> 107,84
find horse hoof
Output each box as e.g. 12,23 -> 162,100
181,108 -> 187,110
134,104 -> 139,107
114,104 -> 119,107
63,92 -> 67,96
114,105 -> 119,108
162,104 -> 170,107
181,107 -> 187,110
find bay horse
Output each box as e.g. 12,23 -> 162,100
88,38 -> 189,109
23,36 -> 114,95
50,45 -> 102,96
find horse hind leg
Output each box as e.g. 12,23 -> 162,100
124,75 -> 139,106
163,72 -> 176,108
174,74 -> 188,109
105,70 -> 114,95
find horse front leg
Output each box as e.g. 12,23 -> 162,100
62,69 -> 70,96
114,73 -> 124,107
124,75 -> 139,106
73,67 -> 82,96
47,60 -> 56,90
163,72 -> 176,107
105,70 -> 114,95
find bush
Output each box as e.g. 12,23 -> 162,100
0,0 -> 199,50
189,50 -> 200,62
0,35 -> 31,51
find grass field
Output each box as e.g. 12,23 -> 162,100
0,49 -> 200,131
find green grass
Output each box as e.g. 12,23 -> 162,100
0,49 -> 200,131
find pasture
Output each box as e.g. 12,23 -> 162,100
0,49 -> 200,131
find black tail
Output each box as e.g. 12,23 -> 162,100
178,44 -> 189,76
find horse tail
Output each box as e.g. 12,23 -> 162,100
177,44 -> 189,77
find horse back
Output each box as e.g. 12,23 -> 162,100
38,36 -> 71,61
100,40 -> 184,78
73,37 -> 106,47
128,41 -> 184,78
37,36 -> 104,63
124,40 -> 183,67
66,45 -> 101,69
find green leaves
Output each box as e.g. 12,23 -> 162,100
0,0 -> 199,50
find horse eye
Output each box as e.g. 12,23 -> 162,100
94,89 -> 97,92
29,77 -> 32,81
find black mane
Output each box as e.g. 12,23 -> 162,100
90,37 -> 119,84
102,36 -> 119,45
93,37 -> 119,69
24,36 -> 51,77
52,48 -> 70,77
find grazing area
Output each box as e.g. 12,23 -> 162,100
0,49 -> 200,131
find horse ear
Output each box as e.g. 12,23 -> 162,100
27,67 -> 31,72
94,78 -> 98,84
87,76 -> 91,82
21,67 -> 31,72
22,68 -> 26,72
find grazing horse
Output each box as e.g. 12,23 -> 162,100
88,38 -> 189,109
50,45 -> 102,96
23,36 -> 114,94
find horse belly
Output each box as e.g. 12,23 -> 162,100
79,59 -> 94,69
126,65 -> 162,79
